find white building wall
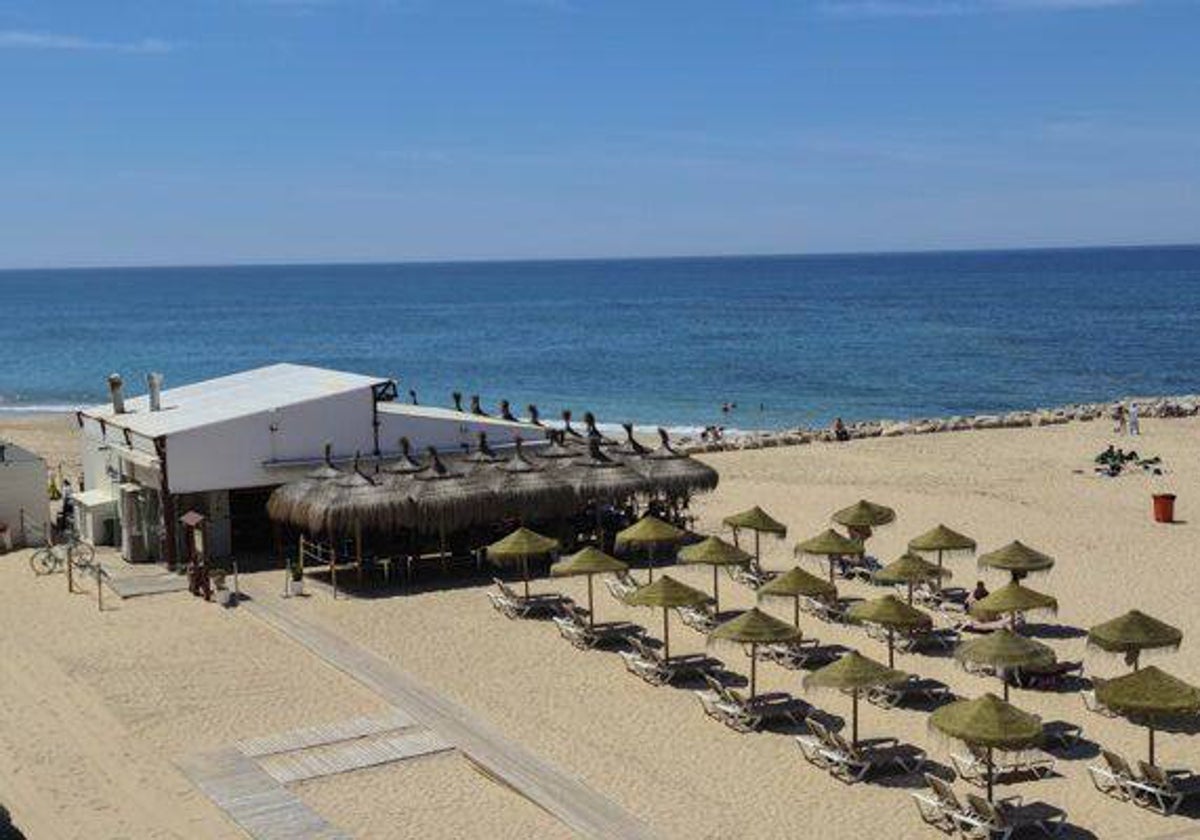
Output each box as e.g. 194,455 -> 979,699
163,387 -> 379,494
0,445 -> 48,547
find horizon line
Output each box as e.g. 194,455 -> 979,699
1,240 -> 1198,274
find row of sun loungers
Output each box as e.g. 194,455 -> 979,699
619,636 -> 721,686
867,675 -> 953,709
913,774 -> 1067,838
752,638 -> 841,671
550,602 -> 645,650
797,718 -> 926,784
950,743 -> 1057,787
486,579 -> 566,619
694,674 -> 808,732
1089,749 -> 1200,816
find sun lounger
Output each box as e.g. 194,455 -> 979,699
1041,720 -> 1083,750
797,718 -> 924,783
912,773 -> 971,834
486,579 -> 565,619
1081,679 -> 1118,718
1088,749 -> 1138,801
551,614 -> 641,650
676,603 -> 718,634
897,626 -> 961,655
915,582 -> 969,611
867,676 -> 952,709
951,614 -> 1015,635
619,636 -> 718,686
1011,660 -> 1084,690
726,562 -> 777,590
603,571 -> 640,601
756,638 -> 839,670
1134,761 -> 1200,816
802,596 -> 849,624
952,743 -> 1056,786
694,675 -> 807,732
959,792 -> 1066,839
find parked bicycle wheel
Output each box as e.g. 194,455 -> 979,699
70,541 -> 97,571
29,547 -> 60,575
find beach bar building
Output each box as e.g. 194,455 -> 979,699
77,363 -> 538,565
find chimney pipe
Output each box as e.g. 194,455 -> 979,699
107,373 -> 126,414
147,372 -> 164,412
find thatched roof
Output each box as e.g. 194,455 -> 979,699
631,428 -> 719,497
1088,610 -> 1183,658
909,524 -> 976,554
723,506 -> 787,536
610,422 -> 651,460
710,608 -> 801,645
978,540 -> 1055,577
848,594 -> 933,630
955,629 -> 1056,672
488,438 -> 577,521
804,651 -> 908,692
533,430 -> 579,470
266,442 -> 341,528
570,440 -> 650,502
970,581 -> 1057,619
408,447 -> 498,534
832,499 -> 896,529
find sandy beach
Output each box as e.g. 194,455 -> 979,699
3,411 -> 1199,838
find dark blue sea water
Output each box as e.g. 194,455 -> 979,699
2,246 -> 1198,432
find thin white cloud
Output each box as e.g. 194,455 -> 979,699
0,30 -> 173,53
818,0 -> 1142,18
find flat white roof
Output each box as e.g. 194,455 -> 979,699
378,401 -> 537,431
81,363 -> 391,439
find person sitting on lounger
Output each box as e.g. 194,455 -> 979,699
833,417 -> 850,442
966,580 -> 989,609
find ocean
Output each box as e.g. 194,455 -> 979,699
2,246 -> 1199,433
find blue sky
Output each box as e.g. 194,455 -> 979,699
1,0 -> 1197,267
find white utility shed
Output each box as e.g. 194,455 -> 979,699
0,441 -> 47,550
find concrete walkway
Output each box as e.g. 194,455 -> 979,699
244,597 -> 657,840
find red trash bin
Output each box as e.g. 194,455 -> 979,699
1153,493 -> 1176,523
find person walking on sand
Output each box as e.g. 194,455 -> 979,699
1129,402 -> 1140,436
1113,403 -> 1127,435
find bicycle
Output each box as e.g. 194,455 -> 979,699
29,529 -> 97,576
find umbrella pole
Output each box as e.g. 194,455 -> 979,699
732,527 -> 739,549
1002,673 -> 1009,702
523,556 -> 530,600
713,565 -> 720,613
852,689 -> 859,747
1149,725 -> 1156,767
587,574 -> 595,628
907,581 -> 913,605
754,530 -> 761,565
987,747 -> 994,803
750,644 -> 757,699
648,547 -> 655,583
355,523 -> 363,586
888,629 -> 895,668
793,595 -> 800,629
663,608 -> 670,660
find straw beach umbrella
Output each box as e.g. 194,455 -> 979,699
487,527 -> 559,599
758,566 -> 837,627
709,608 -> 802,697
633,428 -> 719,500
873,551 -> 952,604
955,629 -> 1056,701
550,547 -> 628,627
970,581 -> 1058,625
847,595 -> 933,667
930,693 -> 1043,802
908,524 -> 977,575
796,529 -> 864,584
678,536 -> 752,612
1087,610 -> 1183,671
625,575 -> 710,659
614,514 -> 687,582
832,499 -> 895,543
978,541 -> 1055,582
804,652 -> 908,747
1095,666 -> 1200,766
533,430 -> 580,472
723,505 -> 787,564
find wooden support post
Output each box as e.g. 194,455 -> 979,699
96,565 -> 103,612
330,541 -> 338,600
66,544 -> 73,594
